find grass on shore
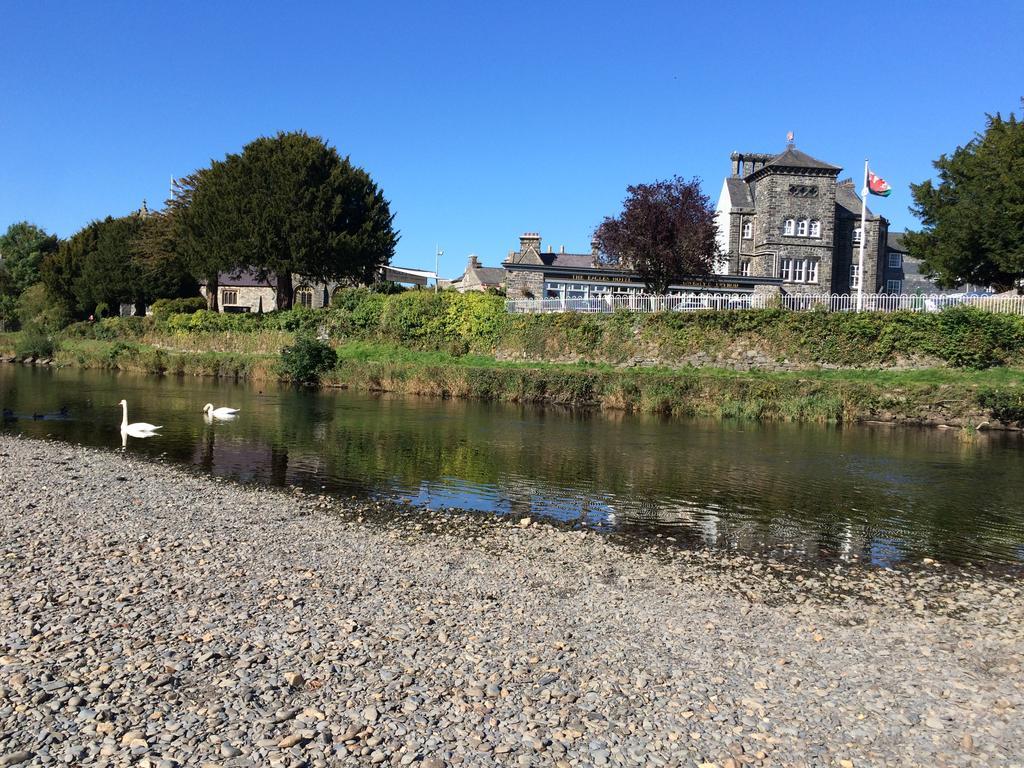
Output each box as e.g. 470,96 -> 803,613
3,332 -> 1022,426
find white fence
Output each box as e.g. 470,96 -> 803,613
506,292 -> 1024,315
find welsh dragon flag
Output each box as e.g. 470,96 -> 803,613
868,169 -> 891,197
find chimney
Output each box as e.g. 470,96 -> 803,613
591,237 -> 600,257
519,232 -> 541,260
468,254 -> 480,268
730,152 -> 740,177
547,245 -> 553,253
559,245 -> 565,254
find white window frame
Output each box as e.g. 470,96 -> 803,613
850,264 -> 862,289
886,279 -> 903,293
739,259 -> 751,276
793,259 -> 806,282
742,220 -> 752,239
809,220 -> 821,238
783,219 -> 795,236
796,219 -> 808,237
779,258 -> 793,281
852,227 -> 862,245
888,252 -> 903,269
221,289 -> 238,305
806,260 -> 819,283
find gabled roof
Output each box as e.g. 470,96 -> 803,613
725,177 -> 754,208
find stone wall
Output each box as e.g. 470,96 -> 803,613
505,269 -> 544,300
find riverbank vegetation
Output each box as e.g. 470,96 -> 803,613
2,291 -> 1023,427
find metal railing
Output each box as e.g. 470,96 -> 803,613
506,292 -> 1024,315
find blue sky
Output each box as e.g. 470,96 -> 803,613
2,0 -> 1021,278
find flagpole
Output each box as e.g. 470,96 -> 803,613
856,159 -> 868,312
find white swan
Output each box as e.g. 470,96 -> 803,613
118,399 -> 162,437
203,403 -> 240,420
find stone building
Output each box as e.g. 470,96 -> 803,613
443,255 -> 506,293
715,145 -> 890,294
503,233 -> 776,301
201,266 -> 435,312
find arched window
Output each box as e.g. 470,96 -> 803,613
295,286 -> 314,309
783,219 -> 795,236
852,227 -> 862,245
809,220 -> 821,238
742,220 -> 752,239
796,219 -> 808,237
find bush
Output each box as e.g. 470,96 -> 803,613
279,334 -> 338,384
17,283 -> 71,332
977,389 -> 1024,423
150,296 -> 206,319
15,325 -> 56,359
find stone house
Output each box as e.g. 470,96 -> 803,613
200,266 -> 435,312
503,233 -> 778,301
443,255 -> 506,293
715,144 -> 891,295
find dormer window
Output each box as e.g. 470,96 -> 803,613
783,219 -> 795,236
853,227 -> 863,245
809,220 -> 821,238
796,219 -> 808,237
742,221 -> 752,239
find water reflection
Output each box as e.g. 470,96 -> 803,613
2,364 -> 1023,565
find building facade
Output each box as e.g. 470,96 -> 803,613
201,266 -> 434,313
715,145 -> 890,294
503,233 -> 779,301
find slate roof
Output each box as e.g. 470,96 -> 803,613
887,232 -> 907,252
725,177 -> 754,208
757,146 -> 842,174
473,266 -> 506,284
218,270 -> 275,288
835,182 -> 878,220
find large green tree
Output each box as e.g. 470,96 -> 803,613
41,212 -> 195,318
0,222 -> 59,296
905,107 -> 1024,292
174,131 -> 398,310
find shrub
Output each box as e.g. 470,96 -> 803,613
150,296 -> 206,319
977,389 -> 1024,424
279,334 -> 338,384
15,325 -> 56,359
17,283 -> 71,332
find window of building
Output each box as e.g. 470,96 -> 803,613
852,227 -> 862,245
806,260 -> 819,283
780,258 -> 819,283
221,289 -> 238,305
850,264 -> 862,289
809,220 -> 821,238
886,279 -> 903,293
783,219 -> 795,236
739,259 -> 751,276
888,252 -> 903,269
295,286 -> 314,309
796,219 -> 808,237
742,221 -> 752,239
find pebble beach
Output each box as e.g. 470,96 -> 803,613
0,435 -> 1021,767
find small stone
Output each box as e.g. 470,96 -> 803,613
283,671 -> 304,688
362,705 -> 379,723
278,733 -> 306,749
961,733 -> 974,751
420,759 -> 444,768
370,751 -> 386,764
220,744 -> 242,758
925,716 -> 944,730
519,517 -> 532,527
0,753 -> 34,767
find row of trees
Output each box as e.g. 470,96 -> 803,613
0,131 -> 399,331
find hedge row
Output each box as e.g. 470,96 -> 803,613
59,288 -> 1024,370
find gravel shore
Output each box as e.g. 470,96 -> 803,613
0,436 -> 1021,768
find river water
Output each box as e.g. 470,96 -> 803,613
2,364 -> 1023,566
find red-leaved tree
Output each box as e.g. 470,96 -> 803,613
594,176 -> 719,293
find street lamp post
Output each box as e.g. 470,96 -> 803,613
435,245 -> 443,292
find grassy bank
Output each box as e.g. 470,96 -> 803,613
4,333 -> 1023,427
